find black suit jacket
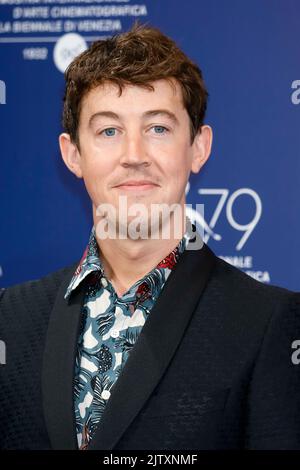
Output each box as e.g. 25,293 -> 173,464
0,243 -> 300,450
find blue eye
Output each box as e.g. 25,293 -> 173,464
153,125 -> 168,134
102,128 -> 116,137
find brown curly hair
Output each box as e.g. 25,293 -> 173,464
62,21 -> 208,147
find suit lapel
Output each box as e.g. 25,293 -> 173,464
42,263 -> 83,450
88,243 -> 216,450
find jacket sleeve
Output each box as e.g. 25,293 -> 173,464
245,292 -> 300,449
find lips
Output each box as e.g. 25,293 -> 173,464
114,180 -> 159,187
113,180 -> 160,191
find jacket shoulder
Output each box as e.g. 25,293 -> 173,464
0,262 -> 78,310
213,255 -> 295,299
202,254 -> 298,334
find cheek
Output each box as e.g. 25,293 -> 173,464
80,159 -> 111,202
164,150 -> 192,194
80,147 -> 113,181
164,149 -> 192,179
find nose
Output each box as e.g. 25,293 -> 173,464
119,132 -> 151,168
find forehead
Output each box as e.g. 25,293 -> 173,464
80,78 -> 186,116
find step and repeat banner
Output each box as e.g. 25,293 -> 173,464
0,0 -> 299,290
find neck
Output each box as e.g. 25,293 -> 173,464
93,212 -> 187,297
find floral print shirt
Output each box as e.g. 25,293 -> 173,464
65,225 -> 191,450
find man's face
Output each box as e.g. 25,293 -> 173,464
60,78 -> 211,235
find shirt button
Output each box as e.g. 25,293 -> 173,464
101,277 -> 108,287
111,329 -> 119,338
101,390 -> 111,400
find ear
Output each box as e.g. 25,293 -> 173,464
191,125 -> 213,174
59,133 -> 83,178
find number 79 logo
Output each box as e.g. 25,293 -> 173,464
186,186 -> 262,251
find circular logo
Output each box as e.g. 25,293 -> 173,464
53,33 -> 87,73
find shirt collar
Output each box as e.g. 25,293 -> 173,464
64,217 -> 194,300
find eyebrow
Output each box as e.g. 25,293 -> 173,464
88,109 -> 179,127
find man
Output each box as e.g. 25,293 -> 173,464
0,23 -> 300,450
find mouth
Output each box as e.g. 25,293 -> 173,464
113,180 -> 160,191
